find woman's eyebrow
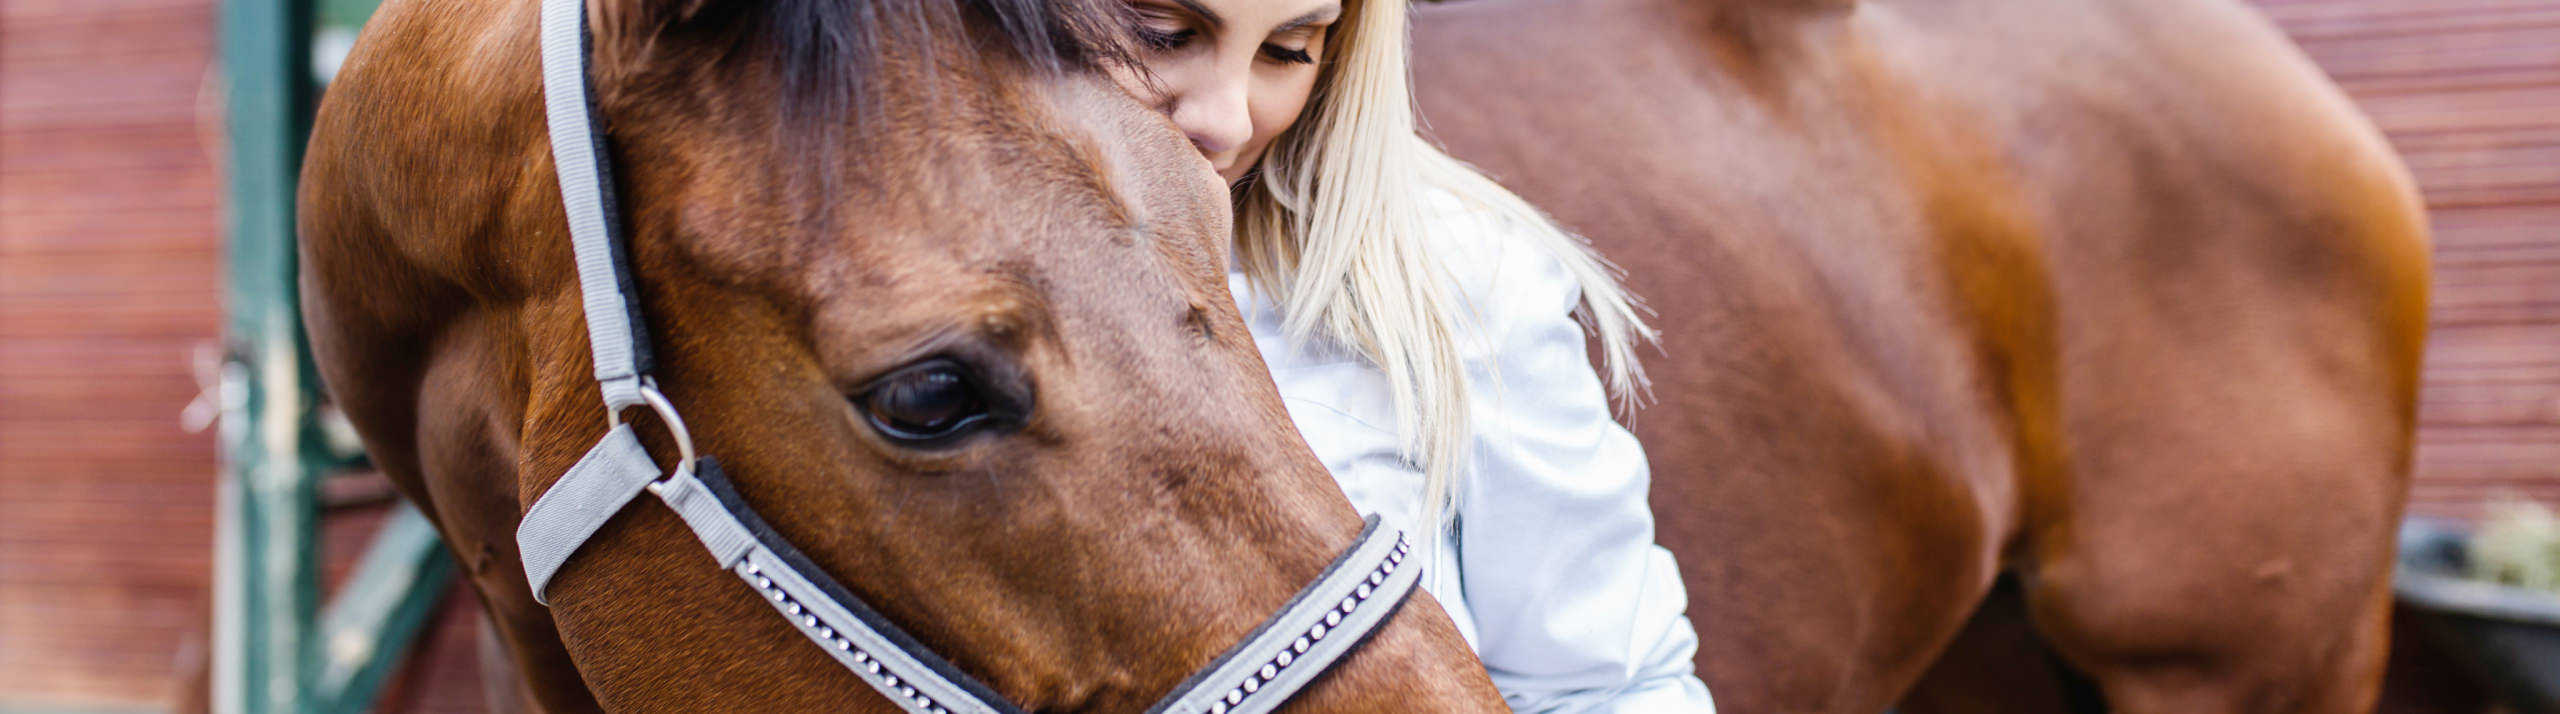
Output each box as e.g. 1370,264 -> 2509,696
1275,4 -> 1342,33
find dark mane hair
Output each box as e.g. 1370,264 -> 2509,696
731,0 -> 1140,128
590,0 -> 1148,227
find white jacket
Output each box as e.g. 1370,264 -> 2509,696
1228,193 -> 1716,713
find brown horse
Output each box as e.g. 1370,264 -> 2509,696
1412,0 -> 2431,711
297,0 -> 1507,711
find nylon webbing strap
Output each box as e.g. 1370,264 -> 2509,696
680,460 -> 1022,714
516,433 -> 1420,714
515,444 -> 1008,714
540,0 -> 646,412
518,423 -> 660,605
1144,516 -> 1418,714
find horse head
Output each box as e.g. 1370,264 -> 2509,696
299,0 -> 1502,709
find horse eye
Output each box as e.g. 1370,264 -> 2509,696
862,360 -> 991,446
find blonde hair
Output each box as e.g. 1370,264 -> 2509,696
1231,0 -> 1655,531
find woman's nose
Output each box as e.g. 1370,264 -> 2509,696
1169,72 -> 1252,157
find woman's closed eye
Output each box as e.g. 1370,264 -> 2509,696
1262,43 -> 1313,65
1259,22 -> 1328,66
1137,31 -> 1315,66
1130,12 -> 1320,66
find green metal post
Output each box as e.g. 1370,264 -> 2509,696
312,503 -> 457,714
217,1 -> 459,712
214,0 -> 320,711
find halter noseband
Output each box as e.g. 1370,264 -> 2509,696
512,2 -> 1422,712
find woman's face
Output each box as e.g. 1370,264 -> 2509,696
1112,0 -> 1343,184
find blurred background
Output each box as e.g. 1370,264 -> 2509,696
1,0 -> 2553,712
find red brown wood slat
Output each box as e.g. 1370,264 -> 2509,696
0,0 -> 225,709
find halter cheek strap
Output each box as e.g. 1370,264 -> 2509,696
512,0 -> 1422,711
537,0 -> 649,416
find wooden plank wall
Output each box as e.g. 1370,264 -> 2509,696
2255,0 -> 2560,518
0,0 -> 2550,711
1,0 -> 227,709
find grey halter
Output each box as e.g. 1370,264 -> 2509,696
513,1 -> 1423,712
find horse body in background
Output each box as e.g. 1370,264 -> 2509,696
298,0 -> 1504,711
1413,0 -> 2430,711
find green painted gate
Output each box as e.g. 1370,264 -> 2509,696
213,0 -> 455,711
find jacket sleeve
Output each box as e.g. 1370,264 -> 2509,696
1442,206 -> 1716,713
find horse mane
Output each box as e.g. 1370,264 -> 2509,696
724,0 -> 1139,129
585,0 -> 1142,233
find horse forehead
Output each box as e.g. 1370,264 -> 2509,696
658,94 -> 1109,260
1029,76 -> 1196,230
858,79 -> 1159,253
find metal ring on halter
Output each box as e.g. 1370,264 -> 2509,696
624,380 -> 699,475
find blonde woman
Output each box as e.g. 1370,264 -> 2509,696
1106,0 -> 1715,710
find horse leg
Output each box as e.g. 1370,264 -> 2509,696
462,580 -> 597,714
2027,546 -> 2393,713
1987,0 -> 2427,707
2018,385 -> 2404,713
1898,576 -> 2102,714
408,326 -> 603,714
478,615 -> 540,714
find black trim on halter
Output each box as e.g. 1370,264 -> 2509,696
1139,518 -> 1411,714
575,17 -> 655,376
691,457 -> 1032,714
